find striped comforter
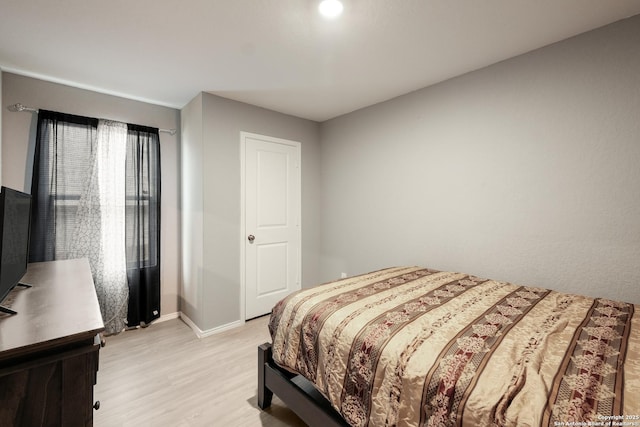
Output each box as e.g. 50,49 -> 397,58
268,266 -> 640,427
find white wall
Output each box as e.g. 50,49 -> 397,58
1,72 -> 182,317
320,15 -> 640,304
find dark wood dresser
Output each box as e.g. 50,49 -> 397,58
0,258 -> 105,427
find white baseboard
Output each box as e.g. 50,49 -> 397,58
157,311 -> 180,323
179,312 -> 244,339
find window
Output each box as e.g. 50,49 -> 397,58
30,110 -> 161,332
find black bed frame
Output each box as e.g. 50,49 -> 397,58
258,343 -> 351,427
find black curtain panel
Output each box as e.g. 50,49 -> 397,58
30,110 -> 99,262
125,124 -> 161,326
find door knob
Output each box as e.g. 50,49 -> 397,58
248,234 -> 255,242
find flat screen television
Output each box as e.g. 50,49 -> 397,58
0,186 -> 33,315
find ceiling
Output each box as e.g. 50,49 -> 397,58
1,1 -> 640,122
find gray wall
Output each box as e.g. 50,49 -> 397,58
319,15 -> 640,304
1,72 -> 182,316
0,70 -> 3,174
181,92 -> 321,332
181,93 -> 204,327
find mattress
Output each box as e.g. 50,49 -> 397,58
268,266 -> 640,427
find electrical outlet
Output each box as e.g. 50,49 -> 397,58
340,272 -> 347,279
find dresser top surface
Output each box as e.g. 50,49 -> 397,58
0,258 -> 105,361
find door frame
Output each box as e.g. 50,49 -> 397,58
240,131 -> 302,322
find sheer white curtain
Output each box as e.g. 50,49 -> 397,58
70,120 -> 129,334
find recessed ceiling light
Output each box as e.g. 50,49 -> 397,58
318,0 -> 343,19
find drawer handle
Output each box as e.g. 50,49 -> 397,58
94,401 -> 101,410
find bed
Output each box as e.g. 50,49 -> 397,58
258,266 -> 639,427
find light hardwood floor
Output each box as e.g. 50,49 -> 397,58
94,316 -> 307,427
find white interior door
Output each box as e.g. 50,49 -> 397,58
242,132 -> 301,320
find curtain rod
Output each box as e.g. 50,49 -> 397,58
7,103 -> 177,136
